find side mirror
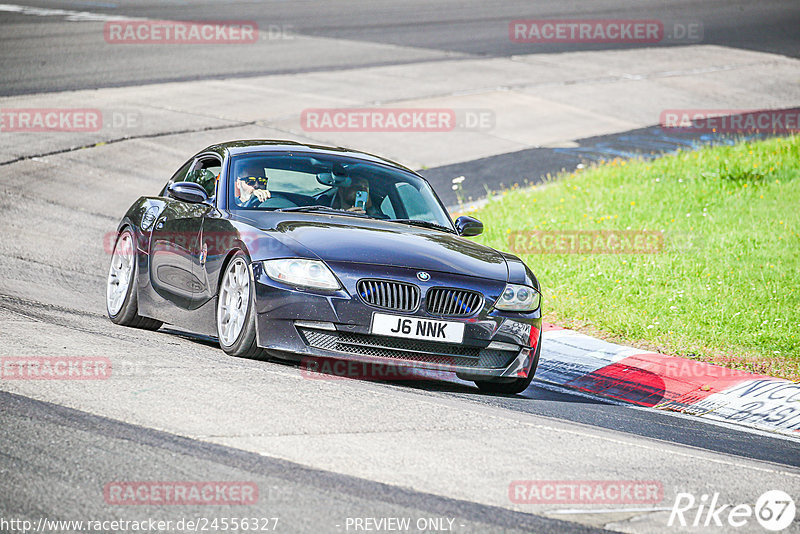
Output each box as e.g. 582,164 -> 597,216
168,181 -> 208,204
454,215 -> 483,237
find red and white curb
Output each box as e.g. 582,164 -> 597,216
538,324 -> 800,438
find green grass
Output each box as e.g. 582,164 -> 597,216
468,135 -> 800,380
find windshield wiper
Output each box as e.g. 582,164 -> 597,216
276,205 -> 369,217
390,219 -> 456,234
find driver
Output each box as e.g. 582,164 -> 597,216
234,161 -> 271,207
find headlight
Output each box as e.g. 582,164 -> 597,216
262,259 -> 340,290
495,283 -> 540,312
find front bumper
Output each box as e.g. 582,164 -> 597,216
251,261 -> 541,380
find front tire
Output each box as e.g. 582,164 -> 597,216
216,252 -> 267,360
106,229 -> 163,330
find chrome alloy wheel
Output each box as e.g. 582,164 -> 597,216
106,231 -> 134,316
217,257 -> 251,346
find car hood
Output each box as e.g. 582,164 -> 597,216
235,213 -> 509,280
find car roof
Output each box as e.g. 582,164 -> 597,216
203,140 -> 417,174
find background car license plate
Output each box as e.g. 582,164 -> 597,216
371,313 -> 464,344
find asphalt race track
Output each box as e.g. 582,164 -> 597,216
1,0 -> 799,95
1,2 -> 799,533
0,391 -> 599,534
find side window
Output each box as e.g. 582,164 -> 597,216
186,157 -> 222,197
160,159 -> 193,196
379,195 -> 397,218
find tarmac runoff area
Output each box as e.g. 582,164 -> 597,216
2,43 -> 800,170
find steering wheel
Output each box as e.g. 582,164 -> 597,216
254,192 -> 299,209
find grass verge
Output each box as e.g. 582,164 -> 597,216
469,135 -> 799,380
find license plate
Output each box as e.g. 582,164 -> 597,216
371,313 -> 464,344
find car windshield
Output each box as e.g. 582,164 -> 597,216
228,152 -> 454,230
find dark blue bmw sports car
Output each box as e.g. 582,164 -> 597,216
106,140 -> 542,393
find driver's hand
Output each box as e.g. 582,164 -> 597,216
347,206 -> 366,213
253,189 -> 271,202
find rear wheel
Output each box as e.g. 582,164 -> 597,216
216,252 -> 267,360
474,333 -> 541,395
106,229 -> 163,330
